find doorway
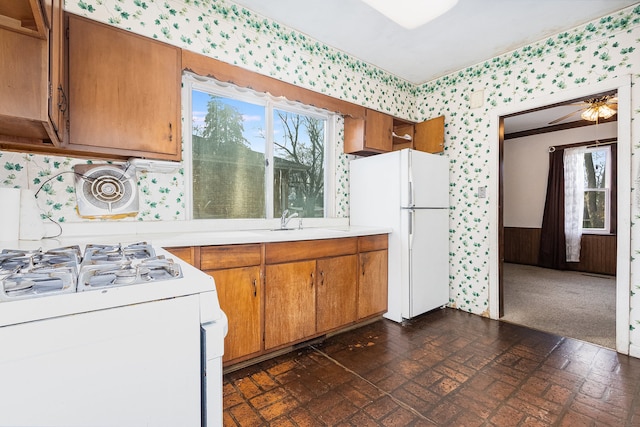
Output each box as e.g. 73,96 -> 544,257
489,77 -> 631,354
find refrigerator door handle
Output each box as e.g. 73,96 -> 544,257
408,209 -> 414,248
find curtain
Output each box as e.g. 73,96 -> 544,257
539,147 -> 567,269
563,147 -> 587,262
539,142 -> 616,269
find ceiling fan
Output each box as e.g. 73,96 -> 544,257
548,94 -> 618,125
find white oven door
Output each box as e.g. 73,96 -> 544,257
0,295 -> 202,427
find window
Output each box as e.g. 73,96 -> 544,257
581,146 -> 611,233
184,74 -> 335,220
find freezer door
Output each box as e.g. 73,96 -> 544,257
408,208 -> 450,318
403,149 -> 449,208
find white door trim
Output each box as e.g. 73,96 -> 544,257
488,75 -> 632,355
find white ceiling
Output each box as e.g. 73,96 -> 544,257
231,0 -> 634,132
231,0 -> 637,85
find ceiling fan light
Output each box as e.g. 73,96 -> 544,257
581,107 -> 600,122
361,0 -> 458,29
580,104 -> 617,121
598,104 -> 616,119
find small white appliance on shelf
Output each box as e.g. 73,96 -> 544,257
350,149 -> 450,322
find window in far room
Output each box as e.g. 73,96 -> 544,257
183,73 -> 336,220
581,145 -> 612,234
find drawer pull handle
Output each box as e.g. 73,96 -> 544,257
252,279 -> 257,297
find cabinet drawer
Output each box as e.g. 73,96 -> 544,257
265,238 -> 357,264
358,234 -> 388,252
200,244 -> 262,270
164,246 -> 196,266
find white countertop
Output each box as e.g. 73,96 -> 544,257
2,219 -> 391,251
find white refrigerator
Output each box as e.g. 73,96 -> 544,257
350,149 -> 449,323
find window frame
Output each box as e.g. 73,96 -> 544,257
580,145 -> 612,235
182,73 -> 337,222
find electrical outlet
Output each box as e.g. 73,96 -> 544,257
477,186 -> 487,198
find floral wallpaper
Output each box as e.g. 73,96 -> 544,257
2,0 -> 640,351
415,6 -> 640,324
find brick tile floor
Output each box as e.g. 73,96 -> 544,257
223,308 -> 640,426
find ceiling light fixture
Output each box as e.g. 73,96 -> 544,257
361,0 -> 458,29
580,101 -> 616,122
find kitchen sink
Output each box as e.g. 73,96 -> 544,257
254,227 -> 349,237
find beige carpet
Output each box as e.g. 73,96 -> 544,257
500,263 -> 616,349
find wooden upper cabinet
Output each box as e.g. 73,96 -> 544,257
66,14 -> 181,160
393,115 -> 445,154
344,109 -> 393,156
391,120 -> 414,151
414,115 -> 445,153
345,110 -> 445,156
0,0 -> 48,38
0,0 -> 64,150
46,0 -> 64,142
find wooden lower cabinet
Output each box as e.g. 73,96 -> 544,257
316,254 -> 358,332
173,235 -> 388,367
210,266 -> 262,362
164,246 -> 196,266
199,244 -> 262,364
358,249 -> 388,319
264,253 -> 359,350
264,260 -> 316,350
357,235 -> 389,319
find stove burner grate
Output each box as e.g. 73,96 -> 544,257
77,257 -> 182,291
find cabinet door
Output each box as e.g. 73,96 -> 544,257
0,0 -> 64,147
364,109 -> 393,152
66,14 -> 181,160
413,115 -> 445,154
358,249 -> 388,319
344,109 -> 393,155
210,267 -> 262,362
46,0 -> 65,141
316,254 -> 358,333
0,0 -> 48,38
264,260 -> 316,350
0,27 -> 48,136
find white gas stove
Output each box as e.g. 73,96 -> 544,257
0,242 -> 227,427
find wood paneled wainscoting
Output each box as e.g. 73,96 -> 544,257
504,227 -> 616,275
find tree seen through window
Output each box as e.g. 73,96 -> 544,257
191,89 -> 326,220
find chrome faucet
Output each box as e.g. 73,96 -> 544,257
280,209 -> 299,229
